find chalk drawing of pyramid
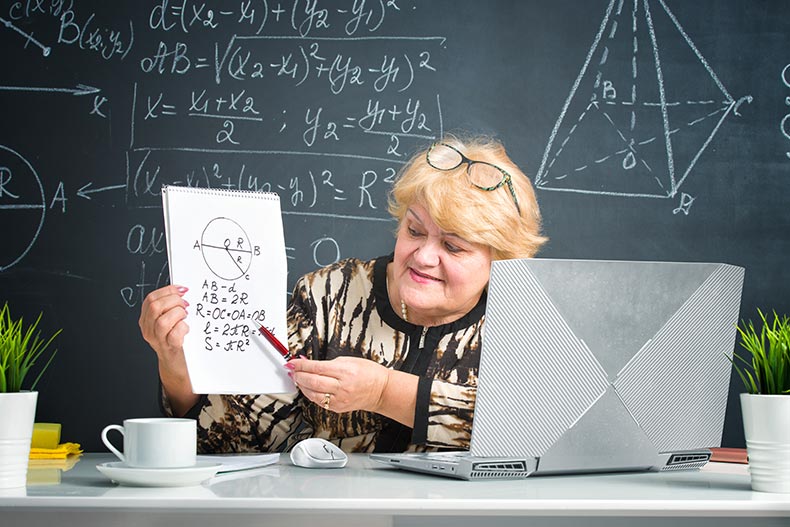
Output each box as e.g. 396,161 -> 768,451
535,0 -> 749,198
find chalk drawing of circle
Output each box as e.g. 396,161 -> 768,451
200,217 -> 252,281
0,145 -> 46,271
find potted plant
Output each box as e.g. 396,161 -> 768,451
731,309 -> 790,494
0,303 -> 61,489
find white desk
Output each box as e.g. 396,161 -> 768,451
2,453 -> 789,527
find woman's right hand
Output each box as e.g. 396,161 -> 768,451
139,285 -> 198,415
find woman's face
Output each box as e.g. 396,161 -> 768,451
391,203 -> 492,326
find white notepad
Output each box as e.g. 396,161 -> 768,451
162,185 -> 296,395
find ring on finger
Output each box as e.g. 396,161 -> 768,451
322,393 -> 331,410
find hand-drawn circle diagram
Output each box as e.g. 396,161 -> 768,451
0,145 -> 46,271
200,217 -> 253,281
535,0 -> 753,201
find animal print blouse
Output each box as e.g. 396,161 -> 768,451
162,255 -> 486,453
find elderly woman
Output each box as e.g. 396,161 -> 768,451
139,135 -> 547,453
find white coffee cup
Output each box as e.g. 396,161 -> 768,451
101,418 -> 196,468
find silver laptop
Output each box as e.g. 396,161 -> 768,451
371,258 -> 745,480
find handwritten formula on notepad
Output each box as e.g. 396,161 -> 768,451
195,218 -> 265,354
162,185 -> 295,395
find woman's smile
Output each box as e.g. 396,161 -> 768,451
408,267 -> 442,284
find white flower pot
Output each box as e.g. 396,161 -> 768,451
740,393 -> 790,493
0,391 -> 38,489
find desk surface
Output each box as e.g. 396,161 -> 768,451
2,453 -> 789,527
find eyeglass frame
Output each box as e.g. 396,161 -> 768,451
426,142 -> 521,215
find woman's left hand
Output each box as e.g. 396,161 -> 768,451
286,357 -> 391,414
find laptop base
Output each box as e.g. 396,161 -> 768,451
370,452 -> 538,480
370,449 -> 710,480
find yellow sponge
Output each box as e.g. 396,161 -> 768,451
30,442 -> 82,459
31,423 -> 62,449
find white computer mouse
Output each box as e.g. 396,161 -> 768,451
289,438 -> 348,469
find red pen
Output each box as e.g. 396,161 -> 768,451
257,325 -> 290,358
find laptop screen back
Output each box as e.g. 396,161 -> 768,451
469,258 -> 744,473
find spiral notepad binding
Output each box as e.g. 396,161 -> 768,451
162,184 -> 280,201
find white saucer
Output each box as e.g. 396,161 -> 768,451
96,461 -> 222,487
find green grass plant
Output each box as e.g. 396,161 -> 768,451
0,303 -> 61,393
731,309 -> 790,395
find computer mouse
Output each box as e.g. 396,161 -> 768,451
290,438 -> 348,468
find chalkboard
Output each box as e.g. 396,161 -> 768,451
1,0 -> 788,452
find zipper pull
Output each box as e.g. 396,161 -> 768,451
418,326 -> 428,348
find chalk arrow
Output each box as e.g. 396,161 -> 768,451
0,83 -> 100,96
77,183 -> 127,200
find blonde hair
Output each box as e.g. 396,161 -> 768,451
388,134 -> 548,260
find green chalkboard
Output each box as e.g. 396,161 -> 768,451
1,0 -> 787,450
